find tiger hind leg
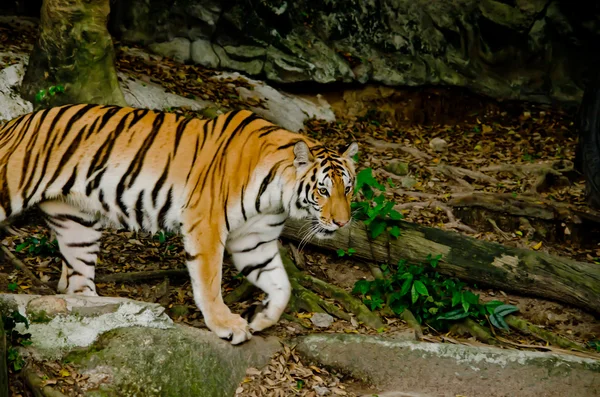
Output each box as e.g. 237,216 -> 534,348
228,236 -> 291,333
38,200 -> 102,296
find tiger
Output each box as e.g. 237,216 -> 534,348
0,104 -> 358,344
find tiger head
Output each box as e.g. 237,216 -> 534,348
291,141 -> 359,239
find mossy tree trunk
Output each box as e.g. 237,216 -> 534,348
20,0 -> 126,109
282,219 -> 600,315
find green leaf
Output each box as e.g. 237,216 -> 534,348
336,249 -> 345,257
399,275 -> 413,296
451,290 -> 461,307
7,282 -> 17,292
494,304 -> 519,318
413,280 -> 429,296
437,309 -> 470,321
347,248 -> 357,255
390,301 -> 406,315
411,283 -> 419,304
353,279 -> 371,295
462,290 -> 480,305
389,225 -> 401,238
14,243 -> 29,252
370,220 -> 386,239
364,296 -> 384,310
388,210 -> 403,220
489,313 -> 510,331
461,293 -> 471,313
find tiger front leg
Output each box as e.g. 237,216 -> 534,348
183,224 -> 252,345
229,239 -> 292,333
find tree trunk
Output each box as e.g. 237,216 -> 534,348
282,219 -> 600,315
20,0 -> 126,108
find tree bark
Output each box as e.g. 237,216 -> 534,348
20,0 -> 126,108
282,219 -> 600,315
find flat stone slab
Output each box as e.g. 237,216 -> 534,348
294,334 -> 600,397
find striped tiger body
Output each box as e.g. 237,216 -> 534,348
0,104 -> 358,344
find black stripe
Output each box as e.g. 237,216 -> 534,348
95,106 -> 122,133
240,186 -> 247,221
278,140 -> 303,151
19,109 -> 50,189
185,135 -> 200,183
58,104 -> 96,144
224,195 -> 230,231
173,118 -> 191,155
135,190 -> 145,227
185,251 -> 199,261
152,158 -> 171,207
128,109 -> 149,129
255,162 -> 282,212
116,113 -> 165,213
52,214 -> 97,228
66,241 -> 97,248
99,190 -> 110,212
86,167 -> 107,196
158,187 -> 173,229
258,126 -> 280,138
234,237 -> 277,253
268,219 -> 286,227
75,257 -> 96,267
241,254 -> 276,277
61,166 -> 78,196
221,110 -> 241,134
46,125 -> 86,189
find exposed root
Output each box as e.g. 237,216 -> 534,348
450,318 -> 502,346
365,137 -> 432,160
395,200 -> 476,234
224,278 -> 258,305
504,315 -> 588,352
0,246 -> 54,294
429,164 -> 499,186
400,309 -> 423,339
487,218 -> 512,240
96,269 -> 189,284
22,365 -> 68,397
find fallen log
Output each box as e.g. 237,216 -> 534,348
282,219 -> 600,315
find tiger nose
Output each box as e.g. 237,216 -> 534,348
333,220 -> 348,227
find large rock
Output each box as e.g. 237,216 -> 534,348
295,334 -> 600,397
109,0 -> 600,105
0,294 -> 280,396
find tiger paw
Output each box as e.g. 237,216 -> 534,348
249,311 -> 277,333
207,313 -> 252,345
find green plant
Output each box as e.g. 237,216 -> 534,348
35,84 -> 65,103
7,281 -> 17,292
153,231 -> 177,252
352,168 -> 403,239
15,235 -> 58,255
352,254 -> 519,331
2,310 -> 32,371
587,340 -> 600,352
336,248 -> 356,257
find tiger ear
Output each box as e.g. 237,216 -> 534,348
293,141 -> 314,168
342,142 -> 359,159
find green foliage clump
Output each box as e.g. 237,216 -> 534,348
352,254 -> 519,331
352,167 -> 403,239
35,85 -> 65,103
2,310 -> 32,371
15,235 -> 58,256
